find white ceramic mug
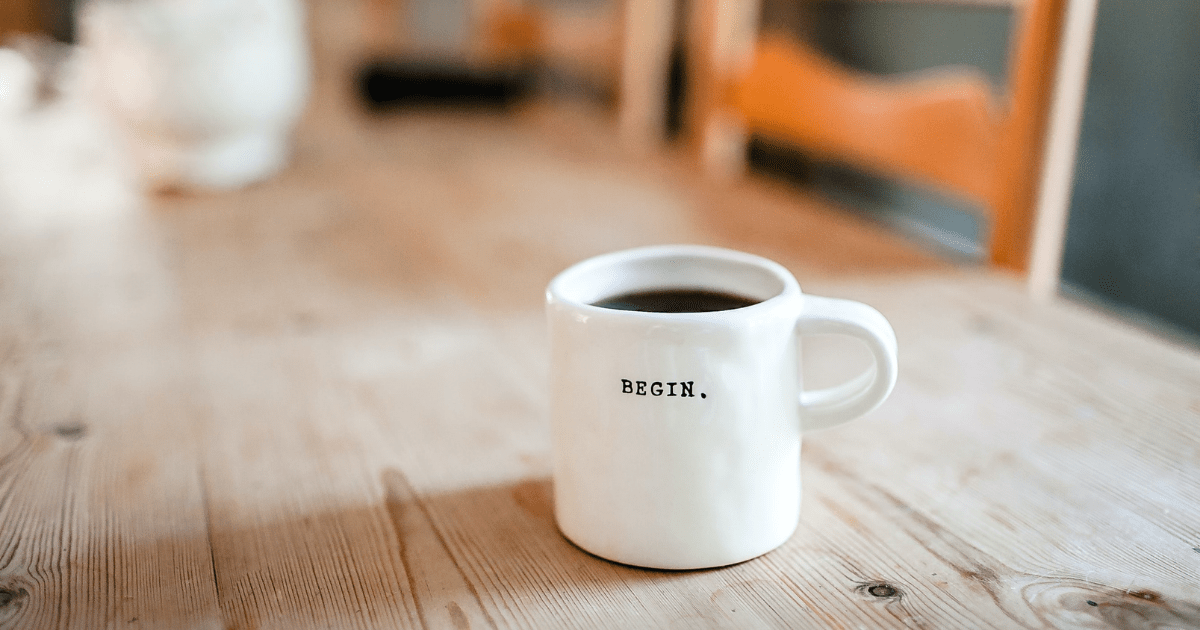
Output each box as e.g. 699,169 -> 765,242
79,0 -> 310,190
545,245 -> 898,570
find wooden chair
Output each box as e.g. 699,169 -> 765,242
688,0 -> 1067,272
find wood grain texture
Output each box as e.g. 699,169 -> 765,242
1,0 -> 1198,628
0,199 -> 223,629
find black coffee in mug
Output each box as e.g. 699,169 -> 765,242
593,288 -> 760,313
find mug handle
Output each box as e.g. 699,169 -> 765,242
796,295 -> 898,432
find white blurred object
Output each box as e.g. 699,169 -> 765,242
0,48 -> 39,114
0,44 -> 139,226
79,0 -> 310,190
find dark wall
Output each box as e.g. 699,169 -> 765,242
1060,0 -> 1200,338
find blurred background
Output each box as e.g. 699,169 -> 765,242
1,0 -> 1197,344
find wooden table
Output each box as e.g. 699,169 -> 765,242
3,3 -> 1200,627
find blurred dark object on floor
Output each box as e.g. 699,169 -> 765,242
361,0 -> 674,149
357,58 -> 534,111
42,0 -> 75,42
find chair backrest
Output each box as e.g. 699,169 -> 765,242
689,0 -> 1066,271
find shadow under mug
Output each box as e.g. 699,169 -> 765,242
545,244 -> 898,570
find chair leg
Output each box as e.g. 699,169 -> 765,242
618,0 -> 676,152
989,0 -> 1068,272
686,0 -> 760,177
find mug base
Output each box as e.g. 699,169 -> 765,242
556,522 -> 796,571
178,129 -> 291,190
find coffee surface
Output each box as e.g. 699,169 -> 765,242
592,288 -> 759,313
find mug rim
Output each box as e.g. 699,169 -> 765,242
546,244 -> 802,320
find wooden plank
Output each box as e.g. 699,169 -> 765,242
145,180 -> 423,629
0,213 -> 223,629
804,276 -> 1200,602
191,343 -> 423,629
